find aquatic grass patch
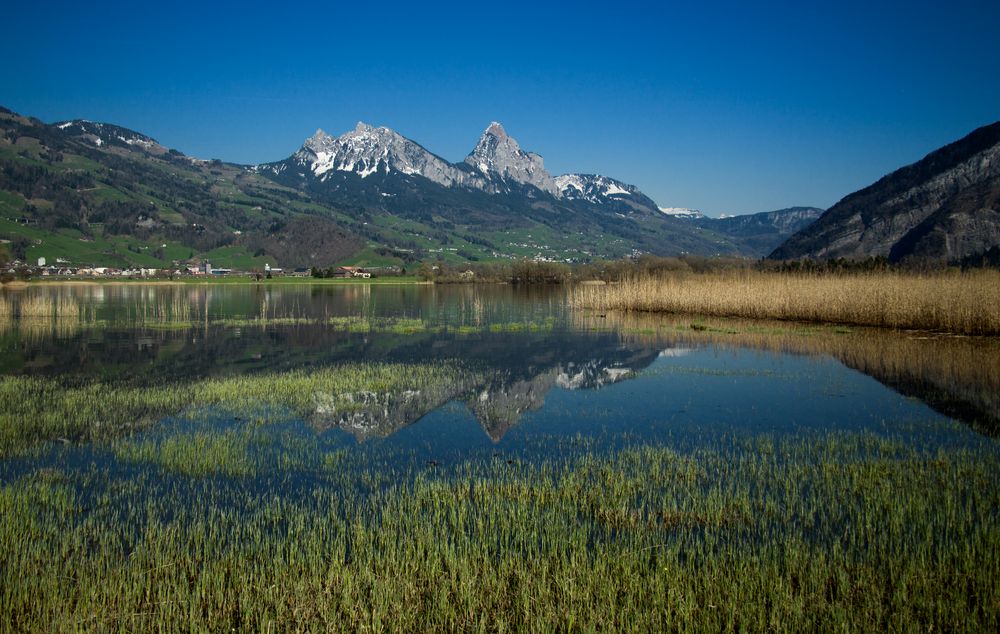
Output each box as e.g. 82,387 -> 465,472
113,427 -> 257,477
487,320 -> 555,333
0,431 -> 997,631
325,315 -> 558,336
213,316 -> 317,328
328,315 -> 440,334
111,422 -> 327,477
0,362 -> 474,457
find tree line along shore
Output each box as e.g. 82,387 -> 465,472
413,257 -> 999,336
4,255 -> 998,335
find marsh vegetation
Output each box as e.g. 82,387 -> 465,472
2,431 -> 997,631
0,363 -> 475,458
572,269 -> 1000,335
0,282 -> 997,631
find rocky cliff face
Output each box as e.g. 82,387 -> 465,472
464,122 -> 560,196
712,207 -> 824,235
771,121 -> 1000,262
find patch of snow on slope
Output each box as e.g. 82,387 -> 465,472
602,181 -> 630,196
312,151 -> 335,176
658,207 -> 703,218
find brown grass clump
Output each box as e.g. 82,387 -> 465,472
572,270 -> 1000,335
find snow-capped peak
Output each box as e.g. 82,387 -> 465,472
554,174 -> 660,214
658,207 -> 704,219
265,120 -> 687,216
294,122 -> 483,187
556,174 -> 636,200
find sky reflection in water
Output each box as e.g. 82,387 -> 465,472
0,283 -> 995,468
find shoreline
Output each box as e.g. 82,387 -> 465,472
2,276 -> 428,287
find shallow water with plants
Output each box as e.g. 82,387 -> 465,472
1,283 -> 998,630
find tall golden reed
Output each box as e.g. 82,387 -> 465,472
572,270 -> 1000,335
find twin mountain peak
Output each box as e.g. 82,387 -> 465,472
13,103 -> 997,264
275,120 -> 655,210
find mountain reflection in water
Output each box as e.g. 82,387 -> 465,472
0,283 -> 997,443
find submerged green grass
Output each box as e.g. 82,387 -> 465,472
1,286 -> 998,629
0,362 -> 473,457
1,431 -> 997,631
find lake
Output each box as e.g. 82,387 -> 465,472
1,282 -> 998,630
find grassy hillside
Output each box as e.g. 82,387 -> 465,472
0,109 -> 368,269
1,106 -> 812,269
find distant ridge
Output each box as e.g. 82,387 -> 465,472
771,121 -> 1000,262
696,207 -> 824,255
658,207 -> 703,219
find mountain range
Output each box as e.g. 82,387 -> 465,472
0,106 -> 821,269
256,119 -> 823,260
261,120 -> 666,213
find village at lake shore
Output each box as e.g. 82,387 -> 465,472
3,257 -> 407,282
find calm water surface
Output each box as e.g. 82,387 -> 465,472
1,282 -> 997,481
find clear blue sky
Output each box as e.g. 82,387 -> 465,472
4,0 -> 998,216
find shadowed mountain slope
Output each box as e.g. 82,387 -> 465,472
771,122 -> 1000,262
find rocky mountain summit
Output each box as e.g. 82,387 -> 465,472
271,120 -> 650,206
290,122 -> 483,189
771,121 -> 1000,262
464,122 -> 559,196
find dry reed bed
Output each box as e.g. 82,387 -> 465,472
572,270 -> 1000,335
